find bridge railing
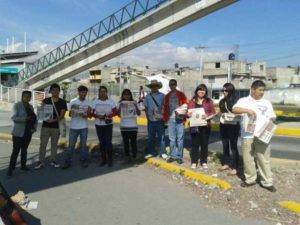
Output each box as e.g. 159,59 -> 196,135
18,0 -> 169,82
0,85 -> 45,107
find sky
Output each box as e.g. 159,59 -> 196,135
0,0 -> 300,68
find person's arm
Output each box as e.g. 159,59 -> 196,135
134,101 -> 141,116
11,103 -> 27,123
232,107 -> 256,117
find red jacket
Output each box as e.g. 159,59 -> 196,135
163,90 -> 188,122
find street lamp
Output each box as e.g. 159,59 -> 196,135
195,46 -> 206,84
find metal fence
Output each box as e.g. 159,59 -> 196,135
18,0 -> 170,81
0,85 -> 45,107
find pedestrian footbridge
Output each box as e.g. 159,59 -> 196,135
18,0 -> 237,90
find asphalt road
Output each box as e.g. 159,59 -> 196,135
0,141 -> 272,225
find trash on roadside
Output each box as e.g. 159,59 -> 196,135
11,190 -> 38,210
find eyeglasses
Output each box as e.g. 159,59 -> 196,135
222,89 -> 228,92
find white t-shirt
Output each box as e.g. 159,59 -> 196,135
118,101 -> 138,129
92,98 -> 116,126
233,95 -> 276,139
69,98 -> 91,129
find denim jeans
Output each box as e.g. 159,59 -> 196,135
65,128 -> 88,164
168,118 -> 184,159
147,121 -> 165,156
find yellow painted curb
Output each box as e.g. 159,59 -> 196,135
278,201 -> 300,214
146,158 -> 231,190
0,133 -> 12,141
275,127 -> 300,137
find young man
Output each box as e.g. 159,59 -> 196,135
35,83 -> 68,169
144,80 -> 166,159
163,79 -> 188,164
233,80 -> 277,192
62,85 -> 91,169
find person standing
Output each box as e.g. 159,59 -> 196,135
62,85 -> 91,169
163,79 -> 188,164
219,83 -> 240,175
144,80 -> 166,159
188,84 -> 215,170
92,86 -> 117,167
233,80 -> 277,192
7,91 -> 37,177
118,89 -> 141,163
35,83 -> 68,169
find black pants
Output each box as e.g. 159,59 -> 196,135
121,130 -> 137,158
95,125 -> 113,163
9,135 -> 32,170
190,126 -> 210,164
220,123 -> 240,169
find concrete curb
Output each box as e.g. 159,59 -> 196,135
146,158 -> 231,190
278,201 -> 300,214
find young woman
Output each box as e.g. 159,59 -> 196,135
188,84 -> 215,170
7,91 -> 37,177
92,86 -> 117,167
219,83 -> 240,175
118,89 -> 141,163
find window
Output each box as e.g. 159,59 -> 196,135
260,65 -> 264,71
215,62 -> 220,68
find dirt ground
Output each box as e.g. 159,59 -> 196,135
147,151 -> 300,225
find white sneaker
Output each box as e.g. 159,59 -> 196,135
50,161 -> 60,168
202,163 -> 208,170
144,154 -> 153,159
161,154 -> 168,160
34,162 -> 44,170
190,163 -> 197,169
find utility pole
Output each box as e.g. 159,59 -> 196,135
195,46 -> 206,84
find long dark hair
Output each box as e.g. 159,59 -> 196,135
120,89 -> 134,102
193,84 -> 210,102
222,83 -> 235,99
220,83 -> 237,111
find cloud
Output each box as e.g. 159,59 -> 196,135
106,41 -> 229,68
1,40 -> 229,68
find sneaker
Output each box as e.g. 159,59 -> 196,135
176,158 -> 183,164
240,181 -> 256,188
50,161 -> 60,168
190,163 -> 197,169
62,163 -> 71,169
202,163 -> 208,170
34,162 -> 44,170
20,166 -> 30,171
144,154 -> 153,159
261,185 -> 277,193
161,154 -> 168,160
81,161 -> 89,168
166,157 -> 175,163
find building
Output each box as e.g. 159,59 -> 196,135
0,51 -> 38,87
267,66 -> 300,88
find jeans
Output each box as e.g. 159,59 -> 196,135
65,128 -> 88,164
190,126 -> 210,164
96,124 -> 113,161
220,123 -> 240,169
147,121 -> 165,156
9,135 -> 32,170
168,118 -> 184,159
121,130 -> 137,158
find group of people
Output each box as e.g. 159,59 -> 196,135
7,79 -> 277,192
